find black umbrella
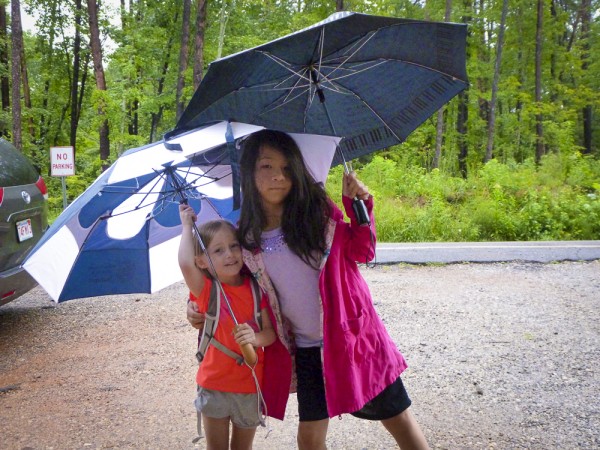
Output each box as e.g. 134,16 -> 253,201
175,11 -> 467,159
172,11 -> 468,223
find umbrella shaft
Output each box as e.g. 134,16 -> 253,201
317,91 -> 369,226
191,222 -> 240,326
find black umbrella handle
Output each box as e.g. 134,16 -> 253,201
352,197 -> 370,226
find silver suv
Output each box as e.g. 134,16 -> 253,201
0,138 -> 49,305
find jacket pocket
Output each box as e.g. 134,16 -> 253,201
340,312 -> 367,366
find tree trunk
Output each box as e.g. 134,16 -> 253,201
176,0 -> 191,121
10,0 -> 23,150
38,1 -> 59,151
535,0 -> 545,163
457,91 -> 469,178
77,52 -> 89,127
150,10 -> 179,142
19,43 -> 33,138
70,0 -> 83,157
457,0 -> 472,178
0,3 -> 9,136
336,0 -> 344,11
193,0 -> 206,90
580,0 -> 592,154
217,0 -> 228,59
119,0 -> 127,29
476,0 -> 489,126
87,0 -> 110,166
484,0 -> 508,162
432,0 -> 452,169
0,4 -> 8,110
127,99 -> 139,135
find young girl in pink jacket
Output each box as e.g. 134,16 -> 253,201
189,129 -> 429,450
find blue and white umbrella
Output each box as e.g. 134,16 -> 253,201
23,121 -> 339,302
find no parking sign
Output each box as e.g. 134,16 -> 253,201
50,146 -> 75,209
50,146 -> 75,177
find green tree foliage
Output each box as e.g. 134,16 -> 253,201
9,0 -> 600,238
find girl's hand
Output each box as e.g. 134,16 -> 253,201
187,300 -> 205,329
179,203 -> 197,226
343,171 -> 370,201
234,323 -> 257,346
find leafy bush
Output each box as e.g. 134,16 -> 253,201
328,151 -> 600,242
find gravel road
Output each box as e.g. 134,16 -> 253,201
1,261 -> 598,450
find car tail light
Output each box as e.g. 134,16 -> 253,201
2,290 -> 16,300
35,176 -> 48,200
0,187 -> 3,206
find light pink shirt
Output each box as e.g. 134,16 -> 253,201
261,228 -> 322,347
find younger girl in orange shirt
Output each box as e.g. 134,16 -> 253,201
178,207 -> 276,450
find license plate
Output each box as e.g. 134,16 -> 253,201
17,219 -> 33,242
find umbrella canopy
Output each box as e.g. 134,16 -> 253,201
23,121 -> 339,302
174,11 -> 468,164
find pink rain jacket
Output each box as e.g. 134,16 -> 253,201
244,196 -> 407,419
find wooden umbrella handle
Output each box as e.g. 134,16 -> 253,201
234,325 -> 257,366
240,342 -> 257,366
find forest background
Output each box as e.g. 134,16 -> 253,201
3,0 -> 600,242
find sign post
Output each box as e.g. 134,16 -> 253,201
50,146 -> 75,209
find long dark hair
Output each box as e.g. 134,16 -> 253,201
237,130 -> 330,268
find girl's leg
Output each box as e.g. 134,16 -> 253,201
297,418 -> 329,450
229,425 -> 257,450
380,408 -> 429,450
202,415 -> 231,450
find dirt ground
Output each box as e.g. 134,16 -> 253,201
1,261 -> 599,450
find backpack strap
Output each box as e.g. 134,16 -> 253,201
249,277 -> 263,331
195,278 -> 263,366
195,280 -> 226,363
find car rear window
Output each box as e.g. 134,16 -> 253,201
0,140 -> 40,187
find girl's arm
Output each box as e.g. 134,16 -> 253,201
178,204 -> 206,297
234,308 -> 276,348
341,172 -> 377,262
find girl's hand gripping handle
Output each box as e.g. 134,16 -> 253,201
344,171 -> 371,226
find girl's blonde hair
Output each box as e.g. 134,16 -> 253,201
194,219 -> 238,279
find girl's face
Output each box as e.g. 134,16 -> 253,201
195,227 -> 243,285
254,144 -> 292,210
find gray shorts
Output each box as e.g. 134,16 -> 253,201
195,387 -> 261,429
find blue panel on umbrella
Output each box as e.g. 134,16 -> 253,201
205,196 -> 239,223
81,216 -> 150,251
224,208 -> 240,224
59,248 -> 150,301
59,219 -> 151,301
153,200 -> 183,228
78,173 -> 157,229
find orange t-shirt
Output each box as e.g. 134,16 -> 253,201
191,276 -> 267,393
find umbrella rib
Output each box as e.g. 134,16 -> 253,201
101,165 -> 226,220
313,63 -> 405,143
256,87 -> 310,116
316,60 -> 388,93
259,52 -> 314,84
319,29 -> 378,81
281,67 -> 312,106
241,57 -> 463,94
